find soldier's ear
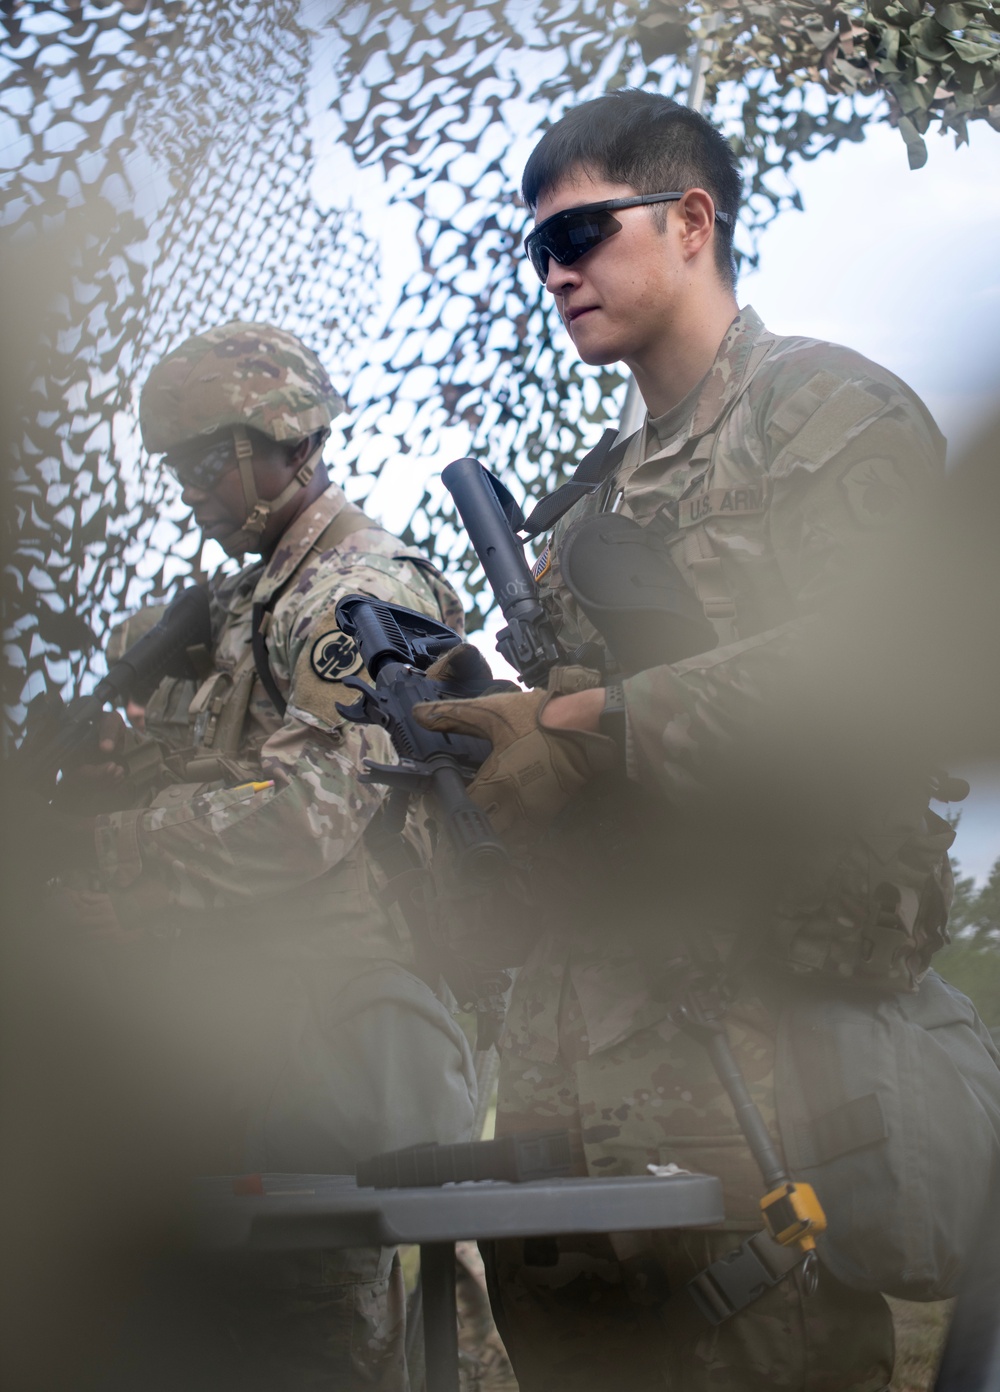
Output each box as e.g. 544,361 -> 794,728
288,436 -> 313,470
287,429 -> 328,472
677,188 -> 717,260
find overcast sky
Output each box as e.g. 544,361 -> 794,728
745,119 -> 1000,884
747,118 -> 1000,457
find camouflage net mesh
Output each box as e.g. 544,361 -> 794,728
1,0 -> 381,725
317,0 -> 1000,617
2,0 -> 998,724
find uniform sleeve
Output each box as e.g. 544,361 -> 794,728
94,717 -> 390,912
92,554 -> 438,917
621,353 -> 945,803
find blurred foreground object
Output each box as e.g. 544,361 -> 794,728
10,587 -> 210,791
815,411 -> 1000,1392
774,409 -> 1000,803
934,1178 -> 1000,1392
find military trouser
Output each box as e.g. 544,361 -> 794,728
485,978 -> 893,1392
163,948 -> 478,1391
212,1246 -> 409,1392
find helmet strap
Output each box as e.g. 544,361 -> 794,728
221,425 -> 325,555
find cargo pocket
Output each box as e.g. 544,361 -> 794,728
775,971 -> 1000,1297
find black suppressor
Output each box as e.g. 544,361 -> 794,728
441,457 -> 561,688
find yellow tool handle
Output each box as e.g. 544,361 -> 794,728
760,1180 -> 827,1252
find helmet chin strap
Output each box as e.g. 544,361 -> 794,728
220,424 -> 326,556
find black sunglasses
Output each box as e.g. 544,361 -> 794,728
163,437 -> 236,492
523,191 -> 733,282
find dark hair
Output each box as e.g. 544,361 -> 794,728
521,89 -> 742,288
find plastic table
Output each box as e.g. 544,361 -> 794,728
193,1170 -> 724,1392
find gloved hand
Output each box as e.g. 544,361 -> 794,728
424,641 -> 492,692
414,666 -> 617,835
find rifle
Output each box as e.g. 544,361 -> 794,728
10,585 -> 212,791
333,595 -> 508,888
333,461 -> 562,891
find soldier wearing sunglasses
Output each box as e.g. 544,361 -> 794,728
417,89 -> 971,1391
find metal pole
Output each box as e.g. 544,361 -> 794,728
686,13 -> 721,116
617,15 -> 718,435
420,1242 -> 459,1392
472,1045 -> 501,1141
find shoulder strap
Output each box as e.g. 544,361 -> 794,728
250,502 -> 378,719
251,602 -> 288,718
527,329 -> 782,544
521,429 -> 633,540
313,500 -> 376,553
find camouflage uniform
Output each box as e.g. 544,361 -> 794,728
93,324 -> 476,1390
487,307 -> 952,1391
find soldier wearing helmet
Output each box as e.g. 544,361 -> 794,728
140,320 -> 345,559
59,321 -> 477,1389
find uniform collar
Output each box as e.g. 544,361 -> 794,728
691,304 -> 768,436
252,482 -> 352,607
618,306 -> 771,480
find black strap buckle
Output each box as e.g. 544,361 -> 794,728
685,1230 -> 802,1325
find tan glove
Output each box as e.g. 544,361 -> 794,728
414,666 -> 617,835
423,641 -> 494,691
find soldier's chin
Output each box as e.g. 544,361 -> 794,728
205,524 -> 257,558
219,533 -> 257,558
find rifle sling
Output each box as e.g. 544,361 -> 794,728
520,428 -> 632,540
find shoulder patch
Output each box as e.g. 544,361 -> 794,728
532,544 -> 552,580
766,370 -> 840,446
785,382 -> 883,466
310,629 -> 363,682
840,456 -> 913,526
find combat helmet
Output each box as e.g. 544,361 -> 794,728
140,321 -> 346,554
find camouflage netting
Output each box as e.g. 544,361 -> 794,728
1,0 -> 381,727
2,0 -> 998,728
